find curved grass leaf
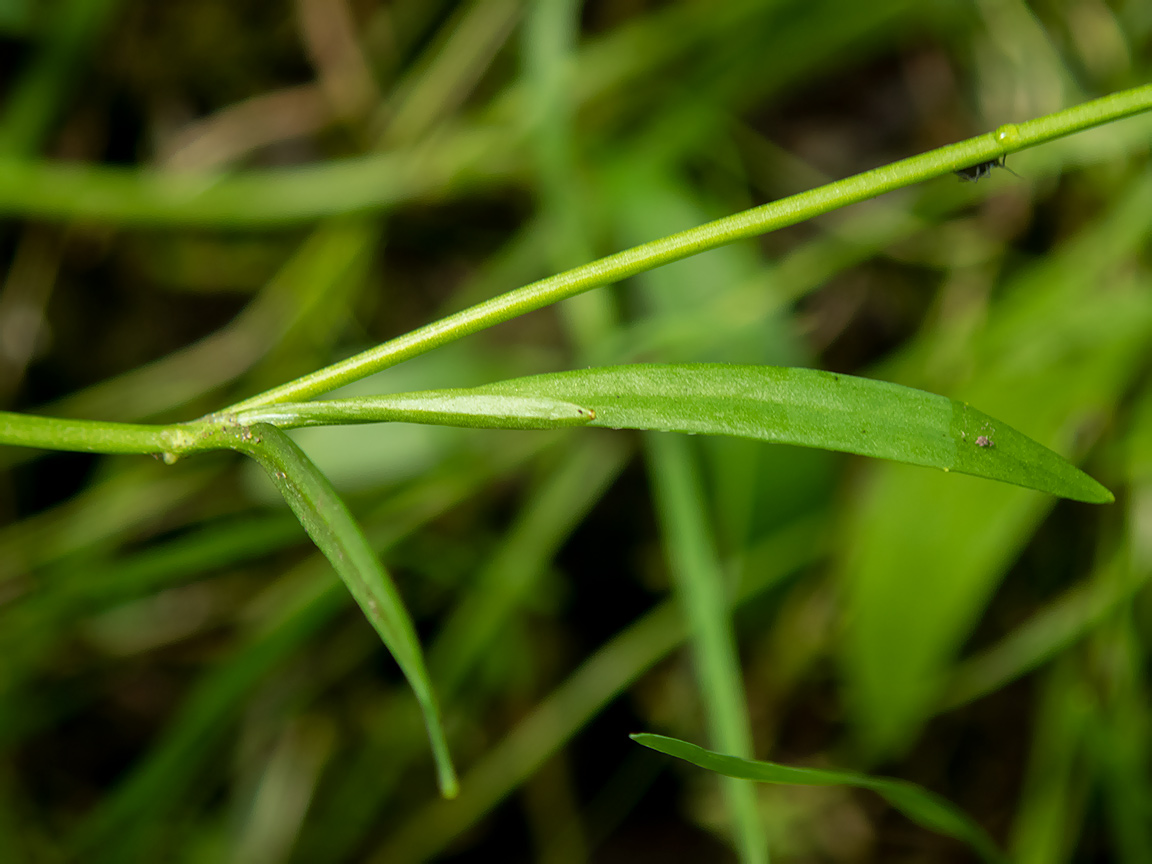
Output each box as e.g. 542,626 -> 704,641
419,364 -> 1110,503
631,733 -> 1006,864
227,423 -> 458,798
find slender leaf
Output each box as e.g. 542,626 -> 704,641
227,424 -> 457,798
631,733 -> 1006,864
404,363 -> 1111,503
70,580 -> 348,861
944,543 -> 1144,709
373,516 -> 827,864
1009,660 -> 1095,863
429,434 -> 630,695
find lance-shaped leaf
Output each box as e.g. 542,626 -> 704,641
227,424 -> 458,798
454,364 -> 1110,503
631,733 -> 1006,864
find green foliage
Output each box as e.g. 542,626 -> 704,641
632,733 -> 1005,864
230,424 -> 457,798
465,364 -> 1113,502
3,1 -> 1152,862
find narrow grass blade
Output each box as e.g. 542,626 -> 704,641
1010,660 -> 1094,863
0,148 -> 465,225
944,542 -> 1145,709
229,424 -> 457,797
0,0 -> 123,157
429,434 -> 629,696
456,363 -> 1111,503
1090,616 -> 1152,861
373,516 -> 827,864
631,733 -> 1006,864
645,433 -> 766,864
70,580 -> 348,860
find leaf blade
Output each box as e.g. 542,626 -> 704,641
229,424 -> 457,797
466,364 -> 1111,503
630,733 -> 1006,864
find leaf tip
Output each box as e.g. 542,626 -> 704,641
629,732 -> 673,754
438,766 -> 460,800
1071,474 -> 1115,505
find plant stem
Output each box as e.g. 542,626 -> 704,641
0,410 -> 213,457
645,432 -> 767,863
223,84 -> 1152,412
0,132 -> 509,226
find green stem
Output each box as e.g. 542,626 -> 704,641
0,410 -> 215,458
223,84 -> 1152,412
0,390 -> 594,458
0,131 -> 508,226
645,433 -> 767,863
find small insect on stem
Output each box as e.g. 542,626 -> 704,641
955,155 -> 1021,182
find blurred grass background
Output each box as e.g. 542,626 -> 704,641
1,0 -> 1152,861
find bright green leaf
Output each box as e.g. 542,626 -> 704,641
227,424 -> 458,798
459,364 -> 1111,503
631,733 -> 1006,864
